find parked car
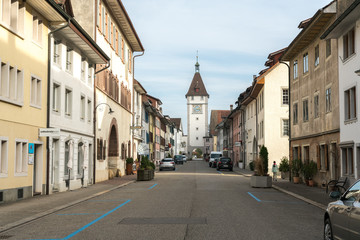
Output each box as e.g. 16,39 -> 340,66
174,155 -> 184,165
217,157 -> 233,171
211,157 -> 221,168
182,155 -> 187,163
324,179 -> 360,240
159,158 -> 176,171
209,151 -> 222,167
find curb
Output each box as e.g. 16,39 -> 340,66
234,169 -> 327,211
0,180 -> 136,234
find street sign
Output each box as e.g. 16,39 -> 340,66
130,126 -> 143,130
234,142 -> 242,147
39,128 -> 60,137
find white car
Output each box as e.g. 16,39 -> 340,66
182,156 -> 187,162
209,151 -> 222,167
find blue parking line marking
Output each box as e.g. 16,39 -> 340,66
148,184 -> 158,189
61,199 -> 131,240
217,171 -> 224,175
248,192 -> 261,202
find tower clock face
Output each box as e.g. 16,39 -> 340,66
193,105 -> 202,114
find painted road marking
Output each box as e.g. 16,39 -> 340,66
148,184 -> 158,189
247,192 -> 261,202
61,199 -> 131,239
217,171 -> 224,175
57,213 -> 103,216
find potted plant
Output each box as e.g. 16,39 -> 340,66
137,156 -> 155,181
279,156 -> 290,179
126,158 -> 134,175
291,158 -> 302,184
250,146 -> 272,188
302,161 -> 317,187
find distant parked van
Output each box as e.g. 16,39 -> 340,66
209,151 -> 222,167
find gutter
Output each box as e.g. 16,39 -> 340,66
46,20 -> 70,195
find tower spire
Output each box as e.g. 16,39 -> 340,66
195,51 -> 200,73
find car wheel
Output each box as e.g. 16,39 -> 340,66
173,168 -> 176,171
324,218 -> 333,240
209,163 -> 211,167
217,168 -> 220,171
160,169 -> 162,171
229,168 -> 233,171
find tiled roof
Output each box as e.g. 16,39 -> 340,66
170,118 -> 182,129
185,72 -> 209,97
209,110 -> 230,136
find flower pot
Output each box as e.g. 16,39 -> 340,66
250,175 -> 272,188
293,176 -> 300,184
137,169 -> 155,181
308,179 -> 314,187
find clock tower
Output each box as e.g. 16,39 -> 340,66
185,57 -> 209,156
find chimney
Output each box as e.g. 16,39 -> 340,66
230,105 -> 233,111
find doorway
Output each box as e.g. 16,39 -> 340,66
33,144 -> 43,195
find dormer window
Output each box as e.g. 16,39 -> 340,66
195,88 -> 199,92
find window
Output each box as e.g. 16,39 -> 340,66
112,25 -> 116,49
77,142 -> 84,175
303,99 -> 309,122
107,15 -> 111,41
314,94 -> 319,118
117,31 -> 121,55
81,60 -> 86,81
64,140 -> 72,174
293,103 -> 298,124
282,119 -> 289,136
80,95 -> 85,120
196,137 -> 199,140
0,61 -> 24,105
1,0 -> 25,35
196,127 -> 198,131
342,147 -> 354,176
314,45 -> 319,67
15,140 -> 27,175
303,53 -> 309,73
326,88 -> 331,113
66,47 -> 73,72
32,15 -> 42,44
343,28 -> 355,60
65,88 -> 72,116
344,87 -> 356,121
282,88 -> 289,105
87,66 -> 93,87
87,99 -> 92,123
326,39 -> 331,58
52,83 -> 60,112
101,6 -> 105,34
293,60 -> 298,79
0,138 -> 8,176
53,40 -> 61,65
303,146 -> 310,164
30,76 -> 41,107
128,50 -> 132,73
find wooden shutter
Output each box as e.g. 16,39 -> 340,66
103,140 -> 106,160
317,145 -> 321,170
97,139 -> 101,159
121,39 -> 124,62
98,1 -> 101,30
110,22 -> 113,46
325,144 -> 328,170
105,12 -> 108,39
115,29 -> 118,54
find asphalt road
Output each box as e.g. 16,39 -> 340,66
3,161 -> 324,240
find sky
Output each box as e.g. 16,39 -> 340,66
122,0 -> 331,134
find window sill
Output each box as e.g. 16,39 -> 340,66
32,40 -> 43,49
52,109 -> 61,115
0,97 -> 23,107
0,173 -> 8,178
344,118 -> 357,125
14,172 -> 28,177
30,103 -> 42,109
0,22 -> 24,40
342,53 -> 356,64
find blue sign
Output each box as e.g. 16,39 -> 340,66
28,143 -> 34,154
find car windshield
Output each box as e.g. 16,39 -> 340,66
174,155 -> 182,159
344,181 -> 360,200
221,159 -> 230,162
211,153 -> 221,158
162,159 -> 172,162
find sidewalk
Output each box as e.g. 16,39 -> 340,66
0,174 -> 136,233
234,167 -> 332,210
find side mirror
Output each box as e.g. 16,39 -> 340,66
329,191 -> 341,199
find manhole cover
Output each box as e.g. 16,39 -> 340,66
119,217 -> 207,225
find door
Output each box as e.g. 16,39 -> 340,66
33,144 -> 43,195
52,139 -> 60,190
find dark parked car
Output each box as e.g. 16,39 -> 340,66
159,158 -> 175,171
174,155 -> 184,165
324,179 -> 360,240
216,157 -> 233,171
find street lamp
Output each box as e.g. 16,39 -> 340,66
95,102 -> 114,114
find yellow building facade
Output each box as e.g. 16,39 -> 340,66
0,0 -> 62,203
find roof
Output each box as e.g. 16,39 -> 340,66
321,0 -> 360,39
209,110 -> 230,136
146,94 -> 162,106
134,79 -> 147,94
28,0 -> 110,64
170,118 -> 182,129
105,0 -> 144,52
185,72 -> 209,98
281,0 -> 336,61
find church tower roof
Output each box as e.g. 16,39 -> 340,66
185,57 -> 209,98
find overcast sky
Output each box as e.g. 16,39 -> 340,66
122,0 -> 331,134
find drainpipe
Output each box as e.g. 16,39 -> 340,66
46,20 -> 70,195
131,51 -> 145,160
280,61 -> 291,182
93,62 -> 110,185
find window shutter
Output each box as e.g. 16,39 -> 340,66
325,144 -> 328,170
299,147 -> 302,162
103,140 -> 106,160
97,139 -> 101,159
98,1 -> 101,30
317,145 -> 320,170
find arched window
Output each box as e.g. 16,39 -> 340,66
108,125 -> 118,156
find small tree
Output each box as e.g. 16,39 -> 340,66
279,156 -> 290,172
259,146 -> 269,175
